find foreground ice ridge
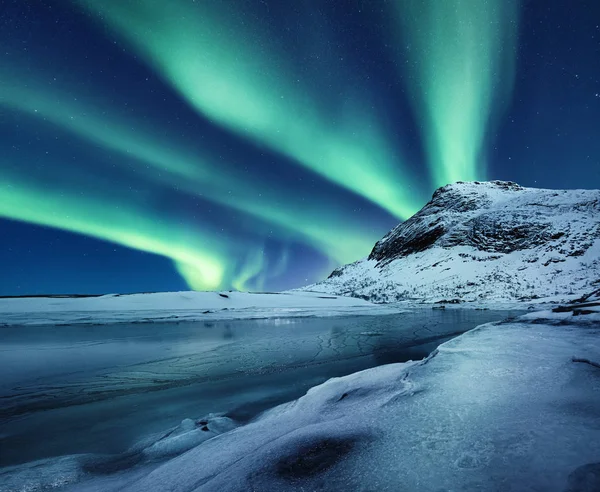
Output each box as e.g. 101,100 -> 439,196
0,413 -> 238,491
304,180 -> 600,303
4,303 -> 598,491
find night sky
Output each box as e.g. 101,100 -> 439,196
1,0 -> 599,295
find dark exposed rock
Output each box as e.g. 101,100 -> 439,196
328,267 -> 346,278
570,286 -> 600,304
369,181 -> 584,264
553,301 -> 600,312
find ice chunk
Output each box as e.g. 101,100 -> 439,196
142,414 -> 237,460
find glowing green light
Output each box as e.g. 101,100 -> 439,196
232,248 -> 266,292
75,0 -> 422,219
1,79 -> 381,266
393,0 -> 520,187
0,169 -> 229,290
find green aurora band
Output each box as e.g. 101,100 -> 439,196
394,0 -> 520,187
74,0 -> 421,220
0,168 -> 232,290
1,78 -> 380,269
232,248 -> 266,292
5,0 -> 522,291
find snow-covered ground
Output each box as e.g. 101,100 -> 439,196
0,291 -> 402,326
2,303 -> 598,491
304,181 -> 600,304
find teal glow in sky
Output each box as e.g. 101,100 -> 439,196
0,167 -> 231,290
394,0 -> 520,187
6,0 -> 597,294
75,0 -> 422,220
1,77 -> 380,266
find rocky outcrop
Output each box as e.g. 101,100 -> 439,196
310,181 -> 600,304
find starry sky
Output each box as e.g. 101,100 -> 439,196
1,0 -> 599,295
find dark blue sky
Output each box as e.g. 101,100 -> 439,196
1,0 -> 599,295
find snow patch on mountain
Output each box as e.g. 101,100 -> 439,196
303,181 -> 600,304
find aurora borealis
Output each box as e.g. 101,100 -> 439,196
75,0 -> 421,220
1,0 -> 599,294
393,0 -> 520,187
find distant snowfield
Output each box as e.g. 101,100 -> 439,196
3,304 -> 599,491
0,291 -> 403,326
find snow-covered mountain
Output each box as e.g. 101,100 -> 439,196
304,181 -> 600,304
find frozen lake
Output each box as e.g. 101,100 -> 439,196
0,309 -> 519,468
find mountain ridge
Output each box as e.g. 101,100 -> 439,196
303,180 -> 600,304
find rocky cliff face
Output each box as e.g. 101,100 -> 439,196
306,181 -> 600,304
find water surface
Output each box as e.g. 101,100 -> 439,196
0,309 -> 519,467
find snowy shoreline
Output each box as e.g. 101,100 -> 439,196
0,291 -> 405,327
0,288 -> 573,327
79,303 -> 600,491
2,297 -> 599,491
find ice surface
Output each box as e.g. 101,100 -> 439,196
0,413 -> 237,491
49,309 -> 600,492
0,455 -> 85,492
2,302 -> 598,491
3,309 -> 515,473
